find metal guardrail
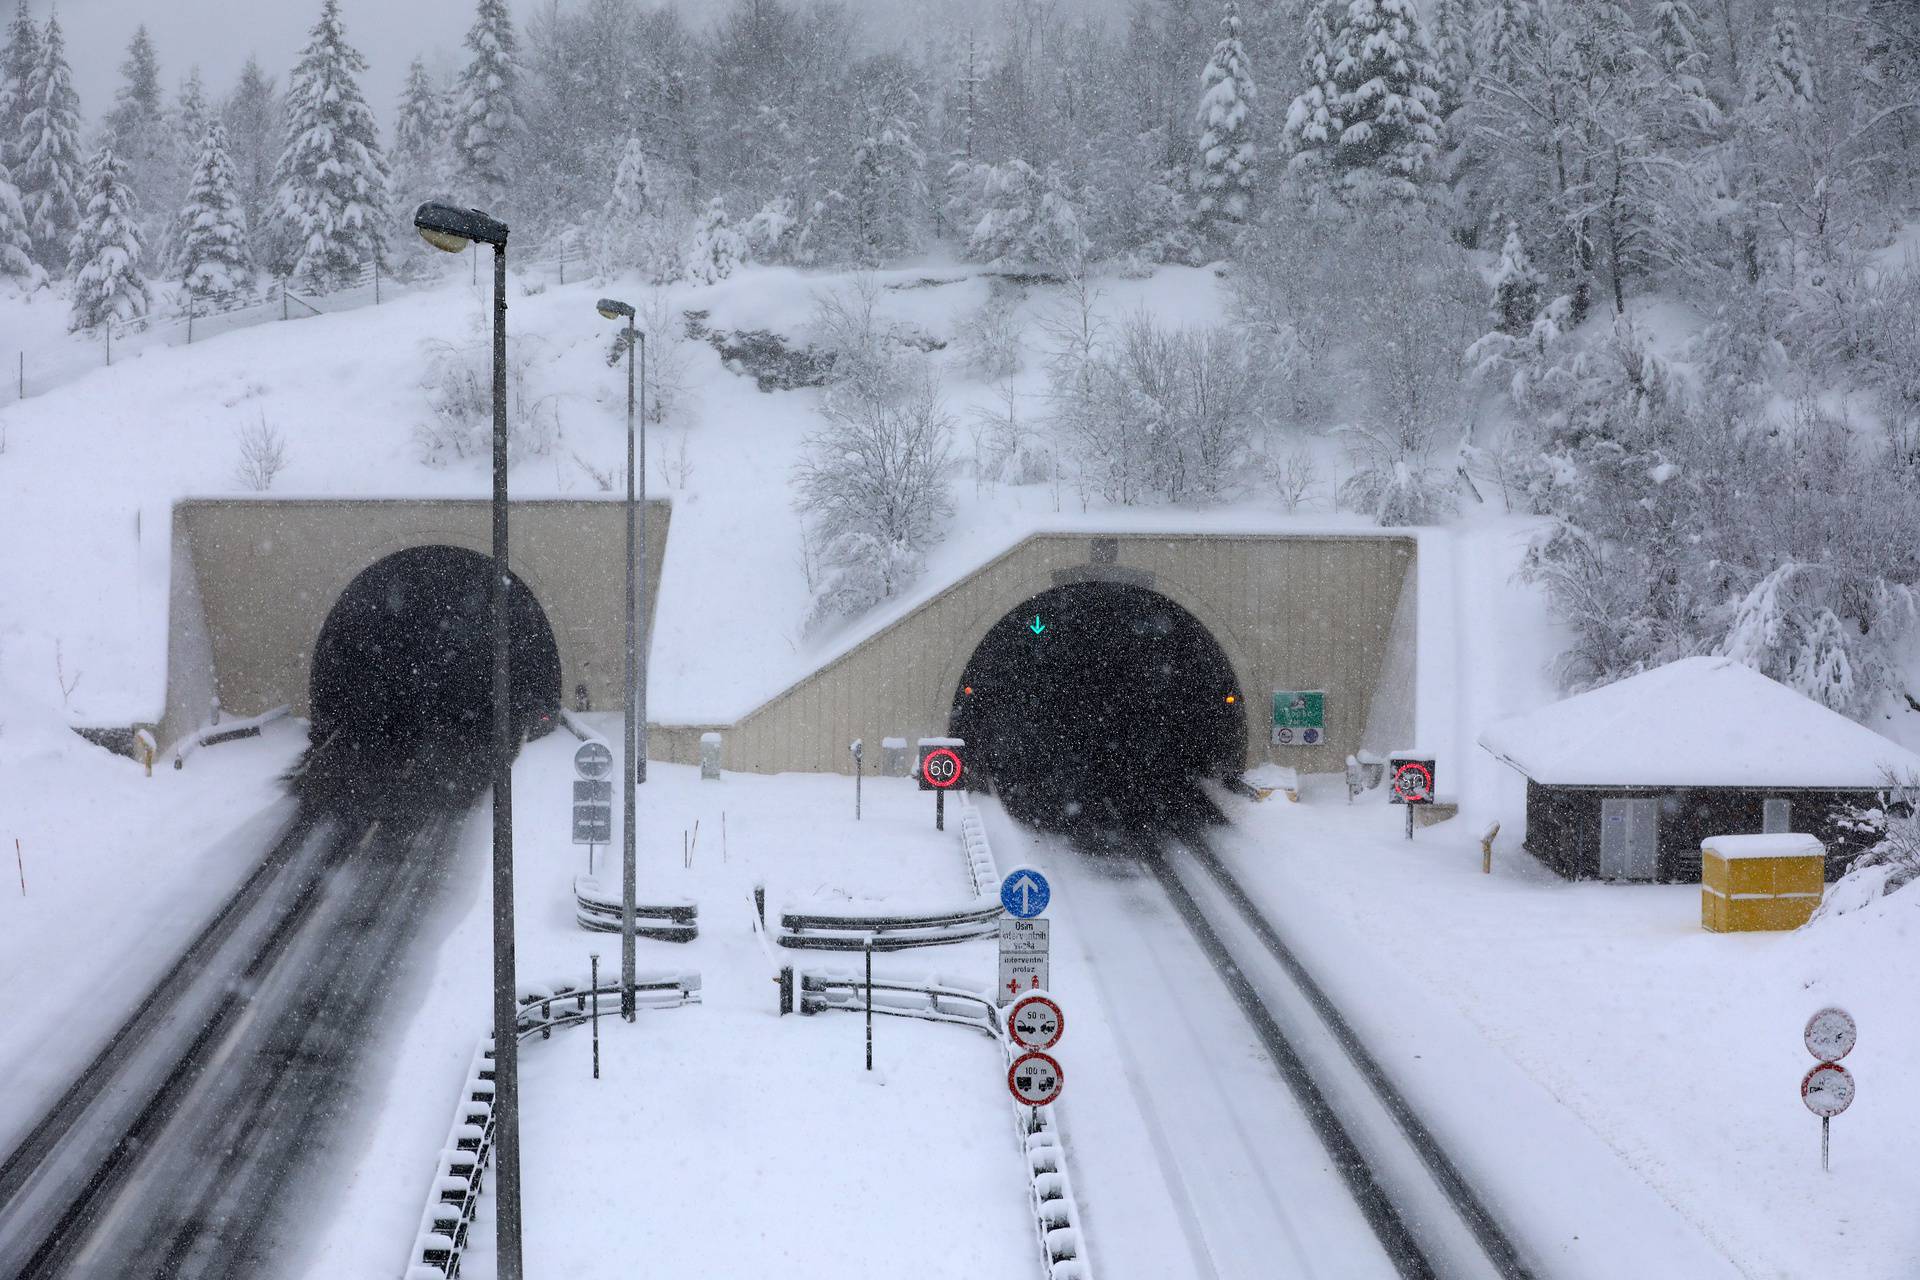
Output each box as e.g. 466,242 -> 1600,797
515,975 -> 700,1041
775,900 -> 1005,951
571,877 -> 698,941
406,1039 -> 497,1279
957,795 -> 999,897
778,968 -> 1000,1035
167,704 -> 291,769
406,972 -> 701,1277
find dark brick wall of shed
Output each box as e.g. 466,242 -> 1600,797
1523,782 -> 1874,883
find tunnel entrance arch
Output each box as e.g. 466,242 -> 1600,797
948,580 -> 1246,830
300,545 -> 561,807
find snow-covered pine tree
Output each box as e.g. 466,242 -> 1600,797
17,13 -> 82,271
223,55 -> 282,269
1489,219 -> 1543,335
0,158 -> 36,284
950,158 -> 1090,267
177,121 -> 253,296
1425,0 -> 1472,120
104,27 -> 163,150
451,0 -> 522,200
274,0 -> 390,290
1648,0 -> 1718,131
0,0 -> 38,170
1285,0 -> 1442,201
1750,3 -> 1815,112
67,145 -> 151,330
1283,2 -> 1342,180
393,57 -> 449,174
683,197 -> 744,284
1475,0 -> 1535,89
1192,1 -> 1256,244
847,103 -> 926,265
390,56 -> 454,279
174,68 -> 210,158
591,134 -> 659,277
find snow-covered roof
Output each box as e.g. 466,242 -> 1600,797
1477,657 -> 1920,789
1700,834 -> 1826,860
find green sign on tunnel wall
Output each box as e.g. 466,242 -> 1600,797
1271,690 -> 1325,746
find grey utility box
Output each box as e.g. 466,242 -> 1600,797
700,732 -> 723,780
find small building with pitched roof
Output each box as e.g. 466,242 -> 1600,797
1477,657 -> 1920,882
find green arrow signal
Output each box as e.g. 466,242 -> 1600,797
1029,615 -> 1046,635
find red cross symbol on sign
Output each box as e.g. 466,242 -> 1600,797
1006,976 -> 1020,995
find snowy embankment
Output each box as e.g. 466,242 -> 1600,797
0,254 -> 1375,731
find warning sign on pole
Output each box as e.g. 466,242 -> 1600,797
997,918 -> 1050,1006
1007,1050 -> 1063,1106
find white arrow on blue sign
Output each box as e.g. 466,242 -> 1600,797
1000,867 -> 1051,919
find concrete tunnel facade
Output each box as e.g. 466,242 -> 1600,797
164,501 -> 1416,780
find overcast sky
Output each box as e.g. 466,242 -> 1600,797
20,0 -> 1056,129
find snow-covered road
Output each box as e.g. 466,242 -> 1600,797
979,800 -> 1431,1280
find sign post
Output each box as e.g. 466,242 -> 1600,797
850,739 -> 863,821
1388,755 -> 1435,840
1270,690 -> 1327,747
918,739 -> 965,830
1802,1007 -> 1857,1171
572,742 -> 615,871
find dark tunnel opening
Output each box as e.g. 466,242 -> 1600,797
950,581 -> 1245,835
294,545 -> 561,812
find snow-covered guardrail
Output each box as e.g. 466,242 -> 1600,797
571,877 -> 698,940
776,966 -> 999,1035
166,704 -> 291,769
405,1039 -> 497,1279
1008,1067 -> 1093,1280
775,900 -> 1004,951
957,793 -> 1000,896
515,973 -> 701,1040
773,791 -> 1006,951
405,973 -> 701,1278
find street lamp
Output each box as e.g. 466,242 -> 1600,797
595,296 -> 647,1020
413,200 -> 523,1280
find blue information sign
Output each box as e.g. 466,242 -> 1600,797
1000,868 -> 1051,919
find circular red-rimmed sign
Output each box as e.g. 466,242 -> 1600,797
1392,761 -> 1433,803
1804,1007 -> 1857,1063
1008,1050 -> 1064,1106
921,747 -> 964,789
1008,994 -> 1065,1051
1801,1061 -> 1855,1117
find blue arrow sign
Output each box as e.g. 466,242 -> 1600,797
1000,867 -> 1051,919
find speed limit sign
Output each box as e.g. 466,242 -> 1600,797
918,745 -> 964,790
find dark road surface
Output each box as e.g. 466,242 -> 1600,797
0,804 -> 469,1279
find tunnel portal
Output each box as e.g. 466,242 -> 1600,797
950,581 -> 1245,832
298,545 -> 561,809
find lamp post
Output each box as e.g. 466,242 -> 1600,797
596,296 -> 647,1019
414,201 -> 523,1280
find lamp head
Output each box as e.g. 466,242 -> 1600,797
413,201 -> 509,250
596,298 -> 635,320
